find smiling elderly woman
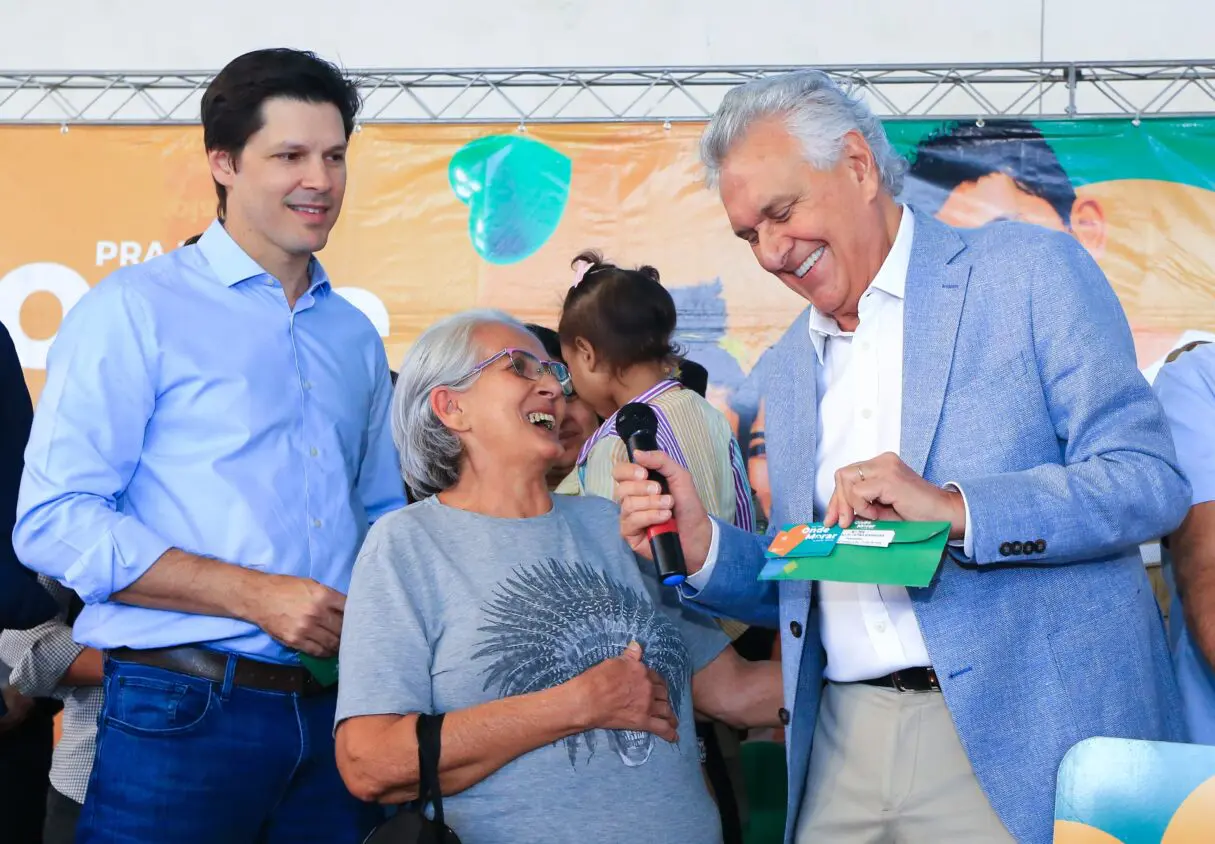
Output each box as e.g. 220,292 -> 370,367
333,309 -> 727,844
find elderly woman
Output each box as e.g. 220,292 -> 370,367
335,310 -> 733,844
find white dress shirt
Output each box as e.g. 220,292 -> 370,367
691,206 -> 963,682
807,206 -> 931,681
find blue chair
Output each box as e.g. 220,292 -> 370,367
1054,736 -> 1215,842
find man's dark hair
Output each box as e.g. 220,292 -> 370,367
201,48 -> 361,220
676,359 -> 709,398
905,120 -> 1076,226
524,323 -> 564,363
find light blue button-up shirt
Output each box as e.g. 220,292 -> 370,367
1154,342 -> 1215,744
14,220 -> 406,663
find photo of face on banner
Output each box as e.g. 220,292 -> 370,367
900,120 -> 1107,255
896,118 -> 1215,368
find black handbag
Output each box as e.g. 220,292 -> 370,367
363,713 -> 461,844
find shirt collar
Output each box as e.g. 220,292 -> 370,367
806,204 -> 915,364
195,219 -> 331,294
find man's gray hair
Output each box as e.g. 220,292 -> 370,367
700,69 -> 906,196
392,308 -> 526,498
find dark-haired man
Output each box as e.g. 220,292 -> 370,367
902,119 -> 1106,256
15,48 -> 405,843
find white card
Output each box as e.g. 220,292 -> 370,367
837,529 -> 896,548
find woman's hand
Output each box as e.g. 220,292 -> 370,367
572,642 -> 678,742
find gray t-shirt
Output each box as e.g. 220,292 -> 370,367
336,494 -> 727,844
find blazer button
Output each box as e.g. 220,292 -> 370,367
1010,541 -> 1023,554
790,620 -> 803,638
1035,539 -> 1046,553
1023,540 -> 1036,555
999,542 -> 1012,557
778,707 -> 790,726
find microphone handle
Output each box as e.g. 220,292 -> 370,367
623,431 -> 688,586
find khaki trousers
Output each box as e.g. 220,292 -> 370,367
795,681 -> 1015,843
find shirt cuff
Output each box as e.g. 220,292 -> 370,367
64,516 -> 173,604
944,481 -> 974,558
684,519 -> 722,591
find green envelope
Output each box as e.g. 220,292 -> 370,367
758,521 -> 951,587
297,653 -> 339,687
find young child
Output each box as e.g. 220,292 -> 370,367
558,249 -> 754,561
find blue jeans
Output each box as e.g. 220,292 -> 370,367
77,655 -> 382,843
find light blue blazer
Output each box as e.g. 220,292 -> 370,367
688,211 -> 1190,843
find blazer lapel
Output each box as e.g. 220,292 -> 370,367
900,211 -> 971,478
767,307 -> 819,524
766,308 -> 819,700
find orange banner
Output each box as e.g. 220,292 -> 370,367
3,121 -> 1215,409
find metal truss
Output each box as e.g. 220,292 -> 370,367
2,61 -> 1214,125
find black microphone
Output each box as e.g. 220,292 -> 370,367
616,402 -> 687,587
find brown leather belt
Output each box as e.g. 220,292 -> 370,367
107,645 -> 332,697
859,666 -> 941,693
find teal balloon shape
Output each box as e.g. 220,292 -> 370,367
449,135 -> 571,264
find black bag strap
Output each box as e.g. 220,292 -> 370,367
415,713 -> 446,831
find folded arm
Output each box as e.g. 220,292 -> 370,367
15,284 -> 264,616
15,280 -> 183,602
13,280 -> 339,655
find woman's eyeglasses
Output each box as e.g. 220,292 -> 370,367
451,348 -> 574,398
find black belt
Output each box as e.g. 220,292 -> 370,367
859,667 -> 940,693
108,645 -> 332,697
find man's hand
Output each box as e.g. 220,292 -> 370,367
0,686 -> 35,733
245,574 -> 347,658
114,551 -> 346,657
612,450 -> 713,573
824,452 -> 966,539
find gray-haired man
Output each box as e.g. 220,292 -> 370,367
613,69 -> 1186,844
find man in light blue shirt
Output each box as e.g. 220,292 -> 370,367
1154,341 -> 1215,745
14,47 -> 406,843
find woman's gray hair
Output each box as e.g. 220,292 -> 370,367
392,308 -> 527,498
700,69 -> 907,197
